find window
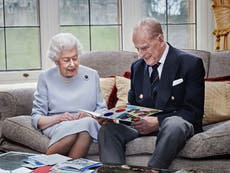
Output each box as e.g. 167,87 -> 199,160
0,0 -> 214,84
0,0 -> 40,71
122,0 -> 196,50
59,0 -> 122,51
58,0 -> 196,52
141,0 -> 196,49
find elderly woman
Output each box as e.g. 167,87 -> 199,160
31,33 -> 107,158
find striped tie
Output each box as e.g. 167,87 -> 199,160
150,62 -> 160,97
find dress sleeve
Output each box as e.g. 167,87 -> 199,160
31,72 -> 49,129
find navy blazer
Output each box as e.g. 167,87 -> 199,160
128,44 -> 205,133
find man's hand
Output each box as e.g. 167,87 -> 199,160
132,116 -> 159,135
96,117 -> 114,125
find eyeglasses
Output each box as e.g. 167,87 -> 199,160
59,55 -> 78,64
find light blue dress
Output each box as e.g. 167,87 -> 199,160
31,65 -> 107,147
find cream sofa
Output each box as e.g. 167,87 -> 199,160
0,50 -> 230,172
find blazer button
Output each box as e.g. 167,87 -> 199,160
171,96 -> 175,100
139,94 -> 143,99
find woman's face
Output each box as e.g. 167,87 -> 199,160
55,48 -> 79,78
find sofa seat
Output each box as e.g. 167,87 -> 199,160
1,50 -> 230,172
2,115 -> 230,172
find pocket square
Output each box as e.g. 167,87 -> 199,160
173,78 -> 183,86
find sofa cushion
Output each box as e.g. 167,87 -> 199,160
79,51 -> 138,77
126,136 -> 156,156
88,121 -> 230,159
208,50 -> 230,78
179,120 -> 230,158
2,116 -> 49,153
203,81 -> 230,125
115,76 -> 130,107
99,77 -> 116,108
87,136 -> 156,156
183,49 -> 210,78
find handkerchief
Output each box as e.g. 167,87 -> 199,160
172,78 -> 183,86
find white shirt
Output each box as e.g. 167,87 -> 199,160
148,43 -> 169,79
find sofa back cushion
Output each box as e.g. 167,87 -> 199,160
79,51 -> 138,77
99,77 -> 117,109
115,76 -> 130,107
208,50 -> 230,78
183,49 -> 210,78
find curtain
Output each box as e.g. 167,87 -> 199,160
211,0 -> 230,50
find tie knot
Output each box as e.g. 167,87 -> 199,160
152,62 -> 160,68
150,62 -> 160,70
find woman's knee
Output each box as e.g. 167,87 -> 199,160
78,131 -> 92,143
83,117 -> 100,126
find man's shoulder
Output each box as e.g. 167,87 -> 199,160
169,45 -> 200,61
132,58 -> 145,68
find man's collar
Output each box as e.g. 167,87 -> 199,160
159,43 -> 169,65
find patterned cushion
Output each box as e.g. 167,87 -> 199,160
179,120 -> 230,158
115,76 -> 130,107
2,116 -> 49,153
99,77 -> 116,108
203,81 -> 230,125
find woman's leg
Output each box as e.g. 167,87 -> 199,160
68,131 -> 92,158
46,134 -> 77,156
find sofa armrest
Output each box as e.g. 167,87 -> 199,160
0,83 -> 36,138
0,92 -> 16,138
0,83 -> 36,116
0,92 -> 16,121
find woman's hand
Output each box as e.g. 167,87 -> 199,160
75,112 -> 92,120
38,112 -> 74,130
58,112 -> 75,122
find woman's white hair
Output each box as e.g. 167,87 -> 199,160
47,32 -> 83,61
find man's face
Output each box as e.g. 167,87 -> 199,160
55,48 -> 79,78
133,29 -> 164,66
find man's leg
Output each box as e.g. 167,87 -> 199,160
99,122 -> 139,164
148,116 -> 194,169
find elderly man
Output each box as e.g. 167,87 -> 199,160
99,18 -> 205,169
